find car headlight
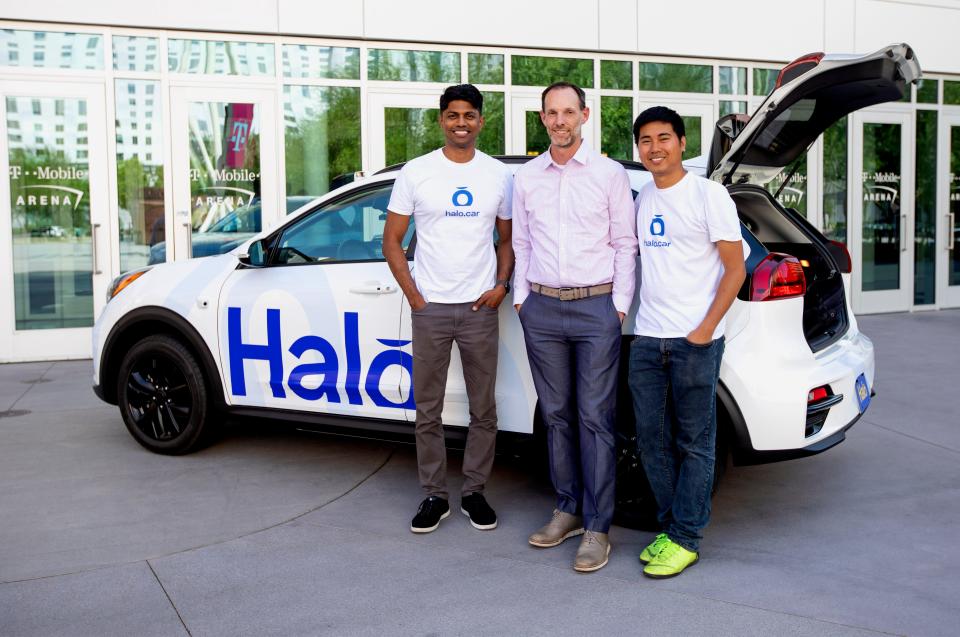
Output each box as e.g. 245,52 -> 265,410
106,267 -> 151,302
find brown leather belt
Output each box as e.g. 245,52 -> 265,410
530,282 -> 613,301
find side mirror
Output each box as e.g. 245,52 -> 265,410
238,238 -> 268,268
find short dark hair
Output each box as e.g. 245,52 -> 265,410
633,106 -> 685,143
440,84 -> 483,114
541,81 -> 587,111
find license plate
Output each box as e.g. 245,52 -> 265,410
855,373 -> 871,413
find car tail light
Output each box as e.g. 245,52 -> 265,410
750,253 -> 806,301
828,240 -> 853,274
776,52 -> 825,88
808,386 -> 829,403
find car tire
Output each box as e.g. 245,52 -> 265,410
116,334 -> 217,455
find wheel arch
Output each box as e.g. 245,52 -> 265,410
99,306 -> 225,409
716,378 -> 754,465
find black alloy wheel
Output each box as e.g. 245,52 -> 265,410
117,334 -> 215,455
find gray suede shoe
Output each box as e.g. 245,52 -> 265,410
528,509 -> 584,548
573,531 -> 610,572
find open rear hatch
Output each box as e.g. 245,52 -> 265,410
708,44 -> 920,352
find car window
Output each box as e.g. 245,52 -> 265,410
272,181 -> 413,265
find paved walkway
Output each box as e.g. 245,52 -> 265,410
1,310 -> 958,636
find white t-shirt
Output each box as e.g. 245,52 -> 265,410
632,172 -> 745,339
388,148 -> 513,303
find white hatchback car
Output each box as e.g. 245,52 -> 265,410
93,44 -> 919,526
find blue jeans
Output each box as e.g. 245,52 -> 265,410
628,336 -> 724,552
519,291 -> 621,533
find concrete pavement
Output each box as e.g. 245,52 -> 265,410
1,310 -> 958,636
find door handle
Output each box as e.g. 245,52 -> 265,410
949,213 -> 956,251
349,283 -> 398,295
900,214 -> 907,252
91,222 -> 102,274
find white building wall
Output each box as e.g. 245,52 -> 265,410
2,0 -> 959,72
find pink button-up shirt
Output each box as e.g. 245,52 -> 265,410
512,143 -> 638,312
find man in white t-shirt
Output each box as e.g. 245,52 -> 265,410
629,106 -> 746,578
382,84 -> 514,535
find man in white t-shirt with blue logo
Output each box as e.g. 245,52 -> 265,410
629,106 -> 746,578
382,84 -> 513,535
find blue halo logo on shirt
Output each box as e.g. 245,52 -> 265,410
650,214 -> 665,237
452,186 -> 473,207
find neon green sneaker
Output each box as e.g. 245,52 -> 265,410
639,533 -> 671,564
642,539 -> 699,578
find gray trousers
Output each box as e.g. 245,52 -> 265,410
411,301 -> 499,499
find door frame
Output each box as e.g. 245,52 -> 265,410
509,92 -> 598,156
634,98 -> 714,164
366,90 -> 441,173
168,84 -> 279,262
936,111 -> 960,308
0,78 -> 111,361
850,108 -> 915,314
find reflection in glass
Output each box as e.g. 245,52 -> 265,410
477,92 -> 505,155
168,39 -> 274,76
468,54 -> 504,84
639,63 -> 711,93
524,111 -> 550,156
681,116 -> 701,160
766,155 -> 807,216
6,96 -> 93,329
822,118 -> 848,243
113,36 -> 158,72
513,55 -> 593,88
281,45 -> 359,79
601,60 -> 632,90
384,108 -> 444,166
914,111 -> 937,304
753,67 -> 778,96
601,96 -> 632,160
284,85 -> 361,198
368,49 -> 459,83
916,78 -> 938,104
861,123 -> 902,291
116,80 -> 165,272
148,102 -> 263,263
1,29 -> 104,70
950,126 -> 960,286
719,100 -> 747,117
719,66 -> 747,95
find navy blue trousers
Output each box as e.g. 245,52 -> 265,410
628,336 -> 724,552
519,291 -> 621,533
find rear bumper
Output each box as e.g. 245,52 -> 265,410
734,405 -> 864,465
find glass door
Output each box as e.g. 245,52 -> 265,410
937,113 -> 960,308
168,86 -> 278,262
367,91 -> 444,172
850,111 -> 914,314
510,94 -> 597,157
0,80 -> 110,361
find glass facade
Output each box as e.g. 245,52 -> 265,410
4,22 -> 960,363
6,95 -> 94,329
860,123 -> 903,292
368,49 -> 459,82
639,62 -> 711,93
283,85 -> 361,198
1,29 -> 103,70
115,80 -> 164,272
168,39 -> 274,75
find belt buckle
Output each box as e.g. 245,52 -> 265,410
558,287 -> 576,301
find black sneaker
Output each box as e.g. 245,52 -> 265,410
410,496 -> 450,533
460,493 -> 498,530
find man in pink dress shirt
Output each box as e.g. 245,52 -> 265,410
512,81 -> 638,572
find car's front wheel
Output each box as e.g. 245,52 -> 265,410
117,334 -> 216,455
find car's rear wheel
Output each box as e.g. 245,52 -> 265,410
117,334 -> 216,455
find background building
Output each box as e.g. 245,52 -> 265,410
1,0 -> 959,361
